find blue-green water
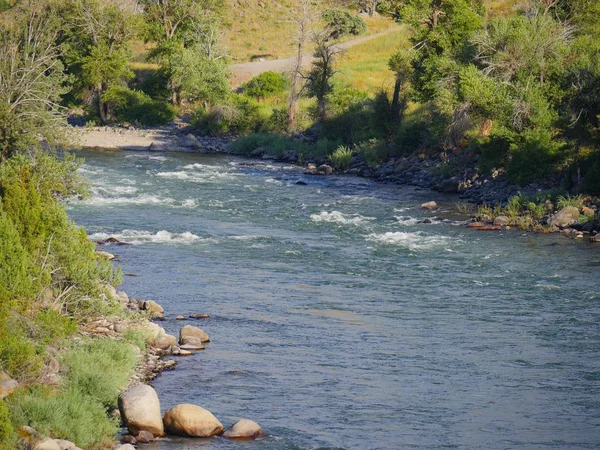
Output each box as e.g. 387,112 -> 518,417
68,150 -> 600,450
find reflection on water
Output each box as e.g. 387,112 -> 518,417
69,151 -> 600,450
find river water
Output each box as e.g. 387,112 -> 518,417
68,150 -> 600,450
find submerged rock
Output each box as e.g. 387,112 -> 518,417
223,419 -> 265,440
179,325 -> 210,345
118,384 -> 164,436
163,404 -> 223,438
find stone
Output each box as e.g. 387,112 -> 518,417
180,343 -> 205,351
189,313 -> 210,319
590,234 -> 600,243
115,446 -> 136,450
0,375 -> 18,399
35,439 -> 61,450
549,206 -> 580,228
174,348 -> 194,356
176,315 -> 186,320
435,177 -> 460,193
95,249 -> 115,260
152,333 -> 178,352
179,325 -> 210,346
582,206 -> 595,216
163,404 -> 224,438
421,201 -> 438,210
118,384 -> 164,436
54,440 -> 77,450
317,164 -> 333,175
121,435 -> 137,445
493,216 -> 510,227
135,430 -> 155,443
223,419 -> 265,440
139,300 -> 165,320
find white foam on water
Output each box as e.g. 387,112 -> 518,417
125,154 -> 169,161
367,231 -> 455,251
180,199 -> 198,209
395,216 -> 420,226
85,194 -> 175,206
156,170 -> 238,182
227,235 -> 263,241
95,186 -> 138,195
89,229 -> 203,245
310,211 -> 375,226
182,163 -> 213,170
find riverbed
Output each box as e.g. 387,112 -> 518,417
68,150 -> 600,450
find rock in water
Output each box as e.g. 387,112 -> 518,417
179,325 -> 210,345
139,300 -> 165,320
163,404 -> 223,437
115,446 -> 136,450
118,384 -> 164,436
223,419 -> 265,440
421,201 -> 438,210
549,207 -> 580,228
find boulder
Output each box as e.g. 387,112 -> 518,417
189,313 -> 210,319
118,384 -> 164,436
152,333 -> 178,352
180,343 -> 205,351
421,201 -> 438,210
590,234 -> 600,243
0,373 -> 18,399
54,440 -> 77,450
493,216 -> 510,227
35,439 -> 61,450
176,315 -> 186,320
135,430 -> 155,443
120,435 -> 137,445
179,325 -> 210,346
163,404 -> 223,437
316,164 -> 333,175
139,300 -> 165,320
434,177 -> 459,193
549,206 -> 580,228
95,249 -> 115,260
223,419 -> 265,440
115,446 -> 136,450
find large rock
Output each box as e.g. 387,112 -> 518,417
179,325 -> 210,346
549,206 -> 580,228
0,372 -> 19,399
163,404 -> 223,437
54,440 -> 78,450
118,384 -> 164,436
434,177 -> 459,193
152,333 -> 178,352
493,216 -> 510,227
35,439 -> 61,450
421,201 -> 438,210
223,419 -> 265,440
115,446 -> 136,450
139,300 -> 165,320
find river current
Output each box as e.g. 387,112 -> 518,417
68,150 -> 600,450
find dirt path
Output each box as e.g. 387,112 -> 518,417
230,27 -> 401,86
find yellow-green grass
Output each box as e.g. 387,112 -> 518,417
335,26 -> 410,94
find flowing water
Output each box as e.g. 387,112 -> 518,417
68,150 -> 600,450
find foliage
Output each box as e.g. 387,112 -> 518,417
192,94 -> 267,135
243,72 -> 289,99
102,86 -> 176,126
328,146 -> 354,170
322,8 -> 367,40
8,338 -> 136,449
556,195 -> 585,210
0,400 -> 15,448
354,138 -> 388,167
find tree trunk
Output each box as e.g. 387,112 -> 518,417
390,74 -> 402,120
288,36 -> 306,130
97,83 -> 108,124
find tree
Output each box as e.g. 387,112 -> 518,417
142,0 -> 226,105
306,30 -> 343,123
0,1 -> 68,157
287,0 -> 316,130
388,50 -> 412,122
61,0 -> 135,123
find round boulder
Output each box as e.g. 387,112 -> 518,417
118,384 -> 164,436
549,206 -> 580,228
493,216 -> 510,227
179,325 -> 210,346
421,201 -> 438,210
34,439 -> 61,450
223,419 -> 265,440
163,404 -> 223,438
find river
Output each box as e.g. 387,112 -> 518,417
68,150 -> 600,450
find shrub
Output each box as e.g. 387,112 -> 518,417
102,86 -> 176,126
0,400 -> 15,448
243,72 -> 289,99
354,139 -> 388,167
328,146 -> 354,170
556,194 -> 585,210
322,9 -> 367,39
192,95 -> 268,136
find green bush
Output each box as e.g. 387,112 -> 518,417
8,338 -> 137,448
243,72 -> 289,99
0,400 -> 16,448
355,139 -> 388,167
192,95 -> 268,136
328,146 -> 354,170
322,9 -> 367,39
102,86 -> 176,126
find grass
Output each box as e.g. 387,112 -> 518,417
335,26 -> 410,94
328,145 -> 353,170
7,338 -> 138,449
